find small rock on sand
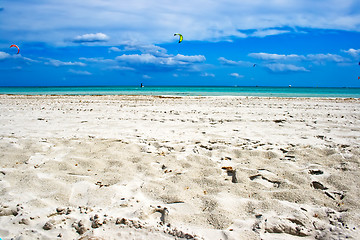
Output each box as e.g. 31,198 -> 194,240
0,206 -> 19,216
311,181 -> 328,190
43,220 -> 54,230
19,218 -> 30,225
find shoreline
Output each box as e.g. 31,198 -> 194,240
1,86 -> 360,99
0,95 -> 359,239
1,93 -> 360,100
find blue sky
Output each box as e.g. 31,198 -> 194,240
1,0 -> 360,87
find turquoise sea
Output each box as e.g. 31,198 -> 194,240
0,86 -> 360,98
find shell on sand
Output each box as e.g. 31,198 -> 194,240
221,166 -> 233,172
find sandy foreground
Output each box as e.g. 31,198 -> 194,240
0,94 -> 359,240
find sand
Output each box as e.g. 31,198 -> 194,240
0,94 -> 359,240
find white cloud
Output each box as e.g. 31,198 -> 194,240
306,53 -> 347,63
109,47 -> 122,52
107,66 -> 135,71
79,57 -> 114,64
265,63 -> 309,72
0,52 -> 39,64
9,55 -> 40,64
0,51 -> 10,60
246,51 -> 352,73
248,53 -> 304,61
342,48 -> 360,58
249,52 -> 349,64
142,75 -> 151,79
230,73 -> 244,78
45,59 -> 86,67
72,33 -> 109,43
116,54 -> 157,64
68,69 -> 92,75
115,53 -> 206,70
174,54 -> 206,63
201,72 -> 215,77
218,57 -> 253,66
77,45 -> 206,73
250,29 -> 290,38
122,43 -> 168,56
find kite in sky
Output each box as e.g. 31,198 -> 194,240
174,33 -> 183,43
10,44 -> 20,54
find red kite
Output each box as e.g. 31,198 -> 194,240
10,44 -> 20,54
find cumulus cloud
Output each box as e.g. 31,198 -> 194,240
265,63 -> 309,73
115,52 -> 206,72
116,54 -> 157,64
78,44 -> 206,74
122,44 -> 168,56
173,54 -> 206,63
342,48 -> 360,58
109,47 -> 122,52
230,73 -> 244,78
72,33 -> 109,43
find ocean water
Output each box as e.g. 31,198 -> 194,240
0,86 -> 360,98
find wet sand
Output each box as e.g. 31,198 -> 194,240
0,95 -> 359,239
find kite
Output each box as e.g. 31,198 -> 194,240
358,76 -> 360,80
253,64 -> 257,67
10,44 -> 20,54
174,33 -> 183,43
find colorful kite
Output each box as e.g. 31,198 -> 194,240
174,33 -> 183,43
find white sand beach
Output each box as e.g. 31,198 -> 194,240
0,95 -> 359,240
